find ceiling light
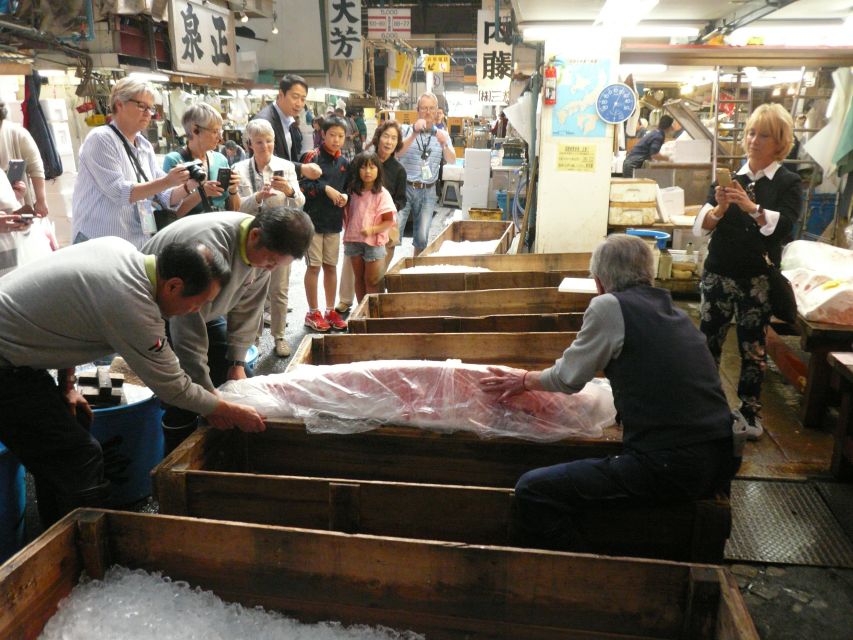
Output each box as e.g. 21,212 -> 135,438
595,0 -> 659,28
271,23 -> 278,34
34,69 -> 66,77
772,87 -> 781,97
271,10 -> 278,34
128,71 -> 170,82
240,11 -> 248,23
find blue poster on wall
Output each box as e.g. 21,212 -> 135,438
551,59 -> 611,138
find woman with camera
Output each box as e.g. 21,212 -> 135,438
692,104 -> 802,440
164,103 -> 239,217
233,118 -> 305,357
72,78 -> 191,248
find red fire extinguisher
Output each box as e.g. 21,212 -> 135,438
543,63 -> 557,105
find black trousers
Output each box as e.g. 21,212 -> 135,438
512,437 -> 739,551
0,367 -> 109,528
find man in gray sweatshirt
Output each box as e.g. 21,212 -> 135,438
0,238 -> 266,527
142,207 -> 313,452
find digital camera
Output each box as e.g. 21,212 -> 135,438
179,159 -> 207,183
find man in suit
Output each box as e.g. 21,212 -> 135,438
252,74 -> 321,342
253,74 -> 321,181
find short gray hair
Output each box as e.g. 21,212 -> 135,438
183,103 -> 223,140
589,234 -> 655,292
245,118 -> 275,142
110,77 -> 154,111
417,92 -> 438,109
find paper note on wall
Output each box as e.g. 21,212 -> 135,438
557,143 -> 597,172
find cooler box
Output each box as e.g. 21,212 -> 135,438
609,178 -> 657,225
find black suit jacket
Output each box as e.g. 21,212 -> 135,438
253,103 -> 303,173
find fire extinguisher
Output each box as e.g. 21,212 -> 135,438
543,63 -> 557,106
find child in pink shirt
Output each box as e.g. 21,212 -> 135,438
343,151 -> 397,299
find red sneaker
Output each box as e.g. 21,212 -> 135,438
304,309 -> 331,332
325,309 -> 348,331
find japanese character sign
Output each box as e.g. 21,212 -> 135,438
327,0 -> 362,60
169,0 -> 237,79
476,10 -> 512,104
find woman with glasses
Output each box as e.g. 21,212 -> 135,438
72,77 -> 191,247
692,104 -> 802,440
164,102 -> 239,216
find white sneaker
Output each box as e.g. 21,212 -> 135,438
733,409 -> 763,440
274,337 -> 291,357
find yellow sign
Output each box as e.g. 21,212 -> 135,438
424,54 -> 450,73
557,143 -> 597,173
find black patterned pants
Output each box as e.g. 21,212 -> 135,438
699,270 -> 772,418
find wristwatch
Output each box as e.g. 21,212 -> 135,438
227,360 -> 246,368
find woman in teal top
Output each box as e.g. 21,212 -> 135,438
163,102 -> 239,216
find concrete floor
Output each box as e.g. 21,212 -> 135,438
16,204 -> 853,638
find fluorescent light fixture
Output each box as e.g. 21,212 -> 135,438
128,71 -> 170,82
240,11 -> 248,22
595,0 -> 659,28
623,25 -> 699,38
35,69 -> 67,77
521,24 -> 606,43
271,23 -> 278,34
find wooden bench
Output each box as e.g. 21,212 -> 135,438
348,287 -> 591,334
153,425 -> 730,563
0,509 -> 758,640
829,352 -> 853,480
384,251 -> 592,292
797,317 -> 853,429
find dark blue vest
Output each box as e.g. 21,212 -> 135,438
605,286 -> 732,451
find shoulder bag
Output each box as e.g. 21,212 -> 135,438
765,253 -> 797,324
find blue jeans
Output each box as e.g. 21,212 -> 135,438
513,438 -> 737,551
344,241 -> 386,262
397,184 -> 438,251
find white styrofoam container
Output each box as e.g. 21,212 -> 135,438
660,186 -> 684,218
40,99 -> 69,123
49,122 -> 73,155
610,178 -> 657,203
608,203 -> 656,226
672,139 -> 711,164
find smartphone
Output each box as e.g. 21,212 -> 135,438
217,167 -> 232,190
6,159 -> 26,184
273,170 -> 284,178
715,167 -> 733,187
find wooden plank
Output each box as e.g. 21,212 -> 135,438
1,509 -> 756,639
681,567 -> 723,640
349,313 -> 585,334
328,482 -> 361,533
0,514 -> 82,640
76,511 -> 109,581
288,332 -> 577,370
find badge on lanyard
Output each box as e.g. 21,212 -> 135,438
420,160 -> 433,182
418,133 -> 433,181
137,199 -> 157,235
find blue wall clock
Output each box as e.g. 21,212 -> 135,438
596,83 -> 637,124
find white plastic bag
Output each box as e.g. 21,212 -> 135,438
15,217 -> 55,266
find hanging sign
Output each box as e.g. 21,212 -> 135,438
168,0 -> 237,79
424,55 -> 450,73
327,0 -> 362,60
476,9 -> 512,104
367,8 -> 410,41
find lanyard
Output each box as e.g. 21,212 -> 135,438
108,124 -> 149,184
415,132 -> 433,160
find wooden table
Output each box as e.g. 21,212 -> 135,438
796,316 -> 853,429
828,352 -> 853,479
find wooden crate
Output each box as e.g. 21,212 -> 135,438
154,425 -> 730,563
420,220 -> 515,257
384,252 -> 592,292
348,287 -> 591,334
0,509 -> 758,640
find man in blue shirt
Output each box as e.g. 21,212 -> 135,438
622,115 -> 676,177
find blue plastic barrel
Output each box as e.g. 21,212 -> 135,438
626,228 -> 671,249
91,392 -> 164,507
0,441 -> 25,562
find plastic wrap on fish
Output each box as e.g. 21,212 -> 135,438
218,360 -> 615,442
782,240 -> 853,325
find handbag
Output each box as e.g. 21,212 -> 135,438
765,253 -> 797,324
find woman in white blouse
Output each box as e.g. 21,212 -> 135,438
233,119 -> 305,357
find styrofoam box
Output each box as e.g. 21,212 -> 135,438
40,99 -> 69,122
49,122 -> 73,155
660,186 -> 684,218
610,178 -> 657,203
608,203 -> 656,226
672,139 -> 711,164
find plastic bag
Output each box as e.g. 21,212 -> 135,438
781,240 -> 853,325
218,360 -> 616,442
15,217 -> 55,265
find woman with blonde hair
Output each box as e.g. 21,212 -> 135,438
692,103 -> 802,439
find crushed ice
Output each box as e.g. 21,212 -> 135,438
39,565 -> 424,640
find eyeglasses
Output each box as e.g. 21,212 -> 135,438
126,99 -> 156,115
198,125 -> 223,138
418,106 -> 437,113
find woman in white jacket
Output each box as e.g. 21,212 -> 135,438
233,119 -> 305,357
